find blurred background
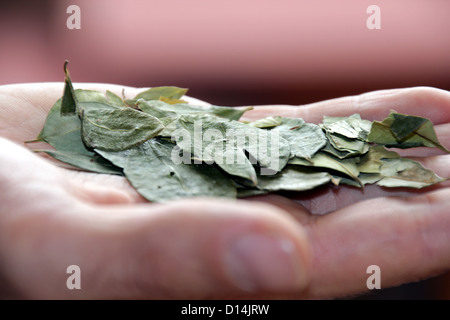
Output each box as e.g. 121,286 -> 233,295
1,0 -> 449,299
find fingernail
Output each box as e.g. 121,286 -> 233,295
224,234 -> 306,292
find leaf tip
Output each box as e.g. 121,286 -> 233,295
63,60 -> 70,77
24,138 -> 43,144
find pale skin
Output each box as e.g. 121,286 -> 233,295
0,84 -> 449,299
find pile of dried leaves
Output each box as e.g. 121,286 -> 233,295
28,63 -> 448,202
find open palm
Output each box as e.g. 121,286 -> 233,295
1,83 -> 449,299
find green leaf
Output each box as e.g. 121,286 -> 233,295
390,113 -> 428,141
37,85 -> 125,159
322,115 -> 351,125
367,112 -> 450,152
272,117 -> 327,160
325,131 -> 369,155
236,187 -> 269,198
320,140 -> 355,159
158,96 -> 188,105
106,90 -> 128,108
136,100 -> 252,138
333,173 -> 382,187
289,152 -> 361,185
359,173 -> 383,185
321,114 -> 370,157
123,139 -> 237,202
247,116 -> 282,128
94,148 -> 133,169
37,149 -> 123,175
174,115 -> 258,183
377,158 -> 445,188
75,89 -> 110,104
137,100 -> 179,119
81,107 -> 164,151
137,99 -> 252,121
173,114 -> 291,184
211,106 -> 253,121
257,166 -> 332,191
357,145 -> 400,173
208,139 -> 258,185
322,114 -> 372,140
133,86 -> 188,101
37,98 -> 90,154
60,61 -> 77,116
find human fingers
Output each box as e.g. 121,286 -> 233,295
241,87 -> 450,158
296,187 -> 450,299
241,87 -> 450,124
162,180 -> 450,299
0,138 -> 311,299
0,137 -> 148,215
64,170 -> 148,205
0,199 -> 312,299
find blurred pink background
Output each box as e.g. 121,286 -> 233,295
1,0 -> 450,299
1,0 -> 449,106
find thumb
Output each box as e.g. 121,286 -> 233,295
3,199 -> 311,299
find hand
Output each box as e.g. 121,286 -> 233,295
0,84 -> 449,299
